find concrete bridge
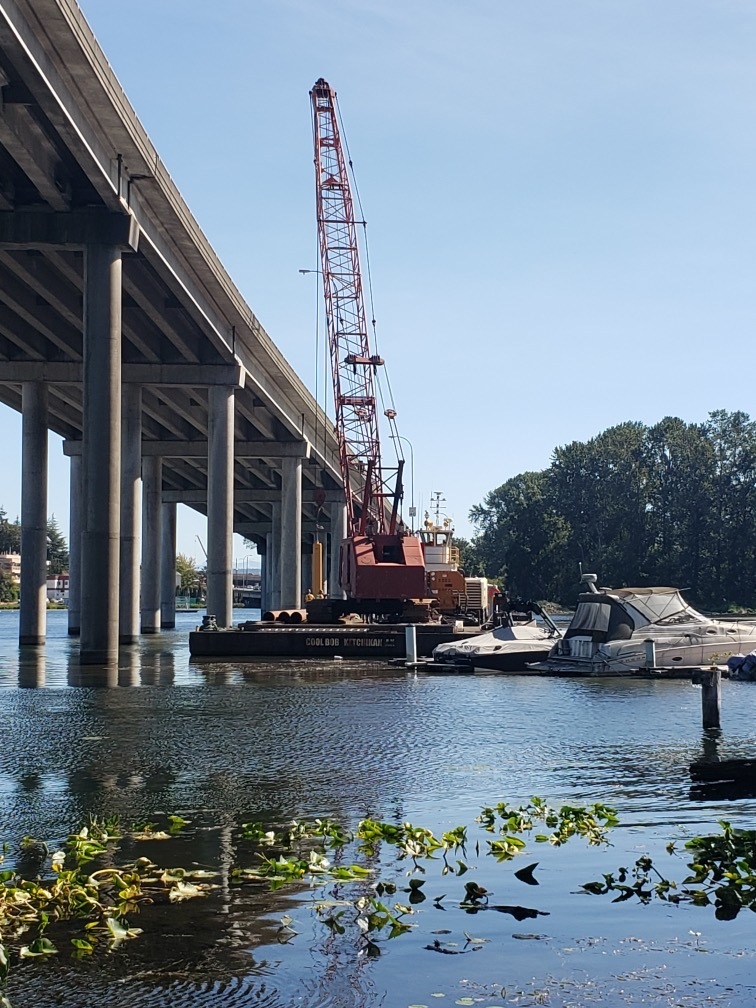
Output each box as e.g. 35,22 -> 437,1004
0,0 -> 345,662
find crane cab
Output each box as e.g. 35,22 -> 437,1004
340,533 -> 426,603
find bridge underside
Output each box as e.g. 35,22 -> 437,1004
0,0 -> 346,661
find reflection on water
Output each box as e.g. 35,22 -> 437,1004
0,609 -> 192,690
17,644 -> 46,688
2,610 -> 756,1006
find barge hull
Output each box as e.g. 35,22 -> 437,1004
189,623 -> 481,659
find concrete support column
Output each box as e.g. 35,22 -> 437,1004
119,383 -> 142,643
67,454 -> 82,635
161,502 -> 177,628
260,546 -> 268,612
140,455 -> 162,633
206,385 -> 234,627
80,243 -> 122,665
280,457 -> 302,608
270,506 -> 281,610
19,382 -> 48,645
329,500 -> 347,598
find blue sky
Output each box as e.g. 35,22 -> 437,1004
3,0 -> 756,562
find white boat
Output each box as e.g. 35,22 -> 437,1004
531,576 -> 756,675
432,599 -> 562,673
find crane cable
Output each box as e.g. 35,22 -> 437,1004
335,96 -> 403,464
313,260 -> 329,470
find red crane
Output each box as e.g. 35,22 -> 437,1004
310,78 -> 426,615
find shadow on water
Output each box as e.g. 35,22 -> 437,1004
700,726 -> 722,763
15,644 -> 179,689
688,726 -> 756,801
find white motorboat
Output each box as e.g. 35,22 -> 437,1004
432,599 -> 562,673
531,575 -> 756,675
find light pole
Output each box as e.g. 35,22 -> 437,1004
242,554 -> 256,588
396,435 -> 415,531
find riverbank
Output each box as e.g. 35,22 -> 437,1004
0,602 -> 66,610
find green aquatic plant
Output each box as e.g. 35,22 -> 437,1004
240,816 -> 350,849
0,814 -> 220,999
582,820 -> 756,919
316,894 -> 414,957
0,798 -> 619,995
477,797 -> 619,848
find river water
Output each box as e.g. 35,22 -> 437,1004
2,610 -> 756,1007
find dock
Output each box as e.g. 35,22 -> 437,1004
690,757 -> 756,801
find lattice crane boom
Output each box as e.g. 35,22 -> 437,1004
311,77 -> 395,537
309,78 -> 426,611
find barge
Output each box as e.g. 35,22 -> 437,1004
189,620 -> 483,660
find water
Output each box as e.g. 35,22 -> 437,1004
2,610 -> 756,1007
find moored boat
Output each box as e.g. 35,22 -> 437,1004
432,598 -> 562,673
531,576 -> 756,675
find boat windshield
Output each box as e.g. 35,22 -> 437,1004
564,596 -> 639,642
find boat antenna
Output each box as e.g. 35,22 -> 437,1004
431,491 -> 447,526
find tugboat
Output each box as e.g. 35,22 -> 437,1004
418,498 -> 493,626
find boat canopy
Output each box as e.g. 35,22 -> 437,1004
564,588 -> 706,643
612,588 -> 705,624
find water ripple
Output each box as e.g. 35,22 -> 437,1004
3,612 -> 756,1006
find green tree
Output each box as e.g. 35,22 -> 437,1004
469,471 -> 570,601
549,421 -> 650,591
0,566 -> 17,602
0,507 -> 21,555
46,516 -> 69,575
704,410 -> 756,608
467,411 -> 756,610
643,417 -> 714,602
453,537 -> 486,577
176,553 -> 200,595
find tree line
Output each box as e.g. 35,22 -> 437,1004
460,410 -> 756,611
0,508 -> 69,602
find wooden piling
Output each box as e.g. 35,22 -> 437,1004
692,667 -> 721,730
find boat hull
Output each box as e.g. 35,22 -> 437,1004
534,624 -> 756,675
436,645 -> 554,674
432,622 -> 560,674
